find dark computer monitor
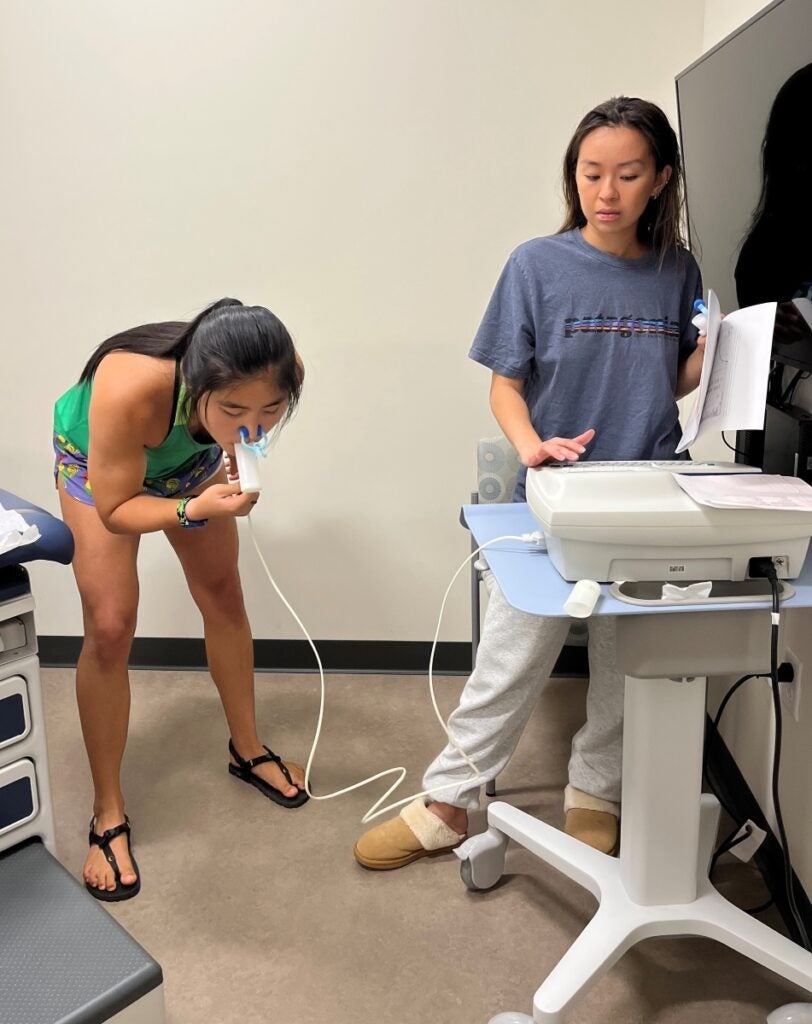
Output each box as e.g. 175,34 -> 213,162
676,0 -> 812,471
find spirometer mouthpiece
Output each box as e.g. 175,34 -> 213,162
767,1005 -> 812,1024
564,579 -> 600,618
238,425 -> 271,456
234,426 -> 268,494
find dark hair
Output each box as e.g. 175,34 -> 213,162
735,64 -> 812,308
558,96 -> 687,264
79,297 -> 302,426
743,63 -> 812,241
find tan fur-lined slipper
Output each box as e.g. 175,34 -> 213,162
564,785 -> 619,855
564,808 -> 619,855
353,799 -> 466,870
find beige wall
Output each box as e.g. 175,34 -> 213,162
702,0 -> 771,46
2,0 -> 704,643
4,0 -> 808,905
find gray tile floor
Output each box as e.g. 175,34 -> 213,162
41,668 -> 806,1024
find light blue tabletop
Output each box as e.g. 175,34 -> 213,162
462,503 -> 812,618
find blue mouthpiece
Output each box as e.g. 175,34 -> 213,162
693,299 -> 708,316
238,425 -> 270,457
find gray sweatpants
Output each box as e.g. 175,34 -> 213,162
422,571 -> 624,810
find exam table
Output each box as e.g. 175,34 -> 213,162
0,488 -> 164,1024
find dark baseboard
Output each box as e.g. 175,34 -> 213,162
705,715 -> 812,947
38,635 -> 590,677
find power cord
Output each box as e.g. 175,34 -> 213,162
704,673 -> 759,823
245,515 -> 545,823
748,558 -> 811,949
710,820 -> 759,877
721,431 -> 749,459
703,672 -> 775,914
703,564 -> 812,941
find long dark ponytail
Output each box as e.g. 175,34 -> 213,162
78,298 -> 302,425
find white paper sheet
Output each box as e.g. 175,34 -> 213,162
0,503 -> 41,556
673,472 -> 812,511
676,290 -> 777,453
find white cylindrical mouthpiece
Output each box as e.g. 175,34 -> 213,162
234,444 -> 262,493
564,579 -> 601,618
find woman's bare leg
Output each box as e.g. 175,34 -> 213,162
58,484 -> 140,890
165,474 -> 304,798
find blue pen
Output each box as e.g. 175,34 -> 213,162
693,298 -> 708,317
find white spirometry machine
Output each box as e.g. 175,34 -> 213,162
459,462 -> 812,1024
526,460 -> 812,584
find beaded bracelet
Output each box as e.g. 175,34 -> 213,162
176,496 -> 207,529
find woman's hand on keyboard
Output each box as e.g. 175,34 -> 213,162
521,428 -> 596,467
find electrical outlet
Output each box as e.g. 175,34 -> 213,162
779,647 -> 803,722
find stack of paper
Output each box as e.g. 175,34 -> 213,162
673,473 -> 812,511
677,290 -> 777,453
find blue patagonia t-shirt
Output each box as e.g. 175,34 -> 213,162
468,229 -> 703,499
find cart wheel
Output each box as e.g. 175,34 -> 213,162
459,857 -> 481,891
767,1005 -> 812,1024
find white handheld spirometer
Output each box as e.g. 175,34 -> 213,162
234,443 -> 262,493
233,426 -> 268,493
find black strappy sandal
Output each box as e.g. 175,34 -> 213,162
85,816 -> 141,902
228,739 -> 309,808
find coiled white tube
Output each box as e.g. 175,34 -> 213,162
245,516 -> 544,821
